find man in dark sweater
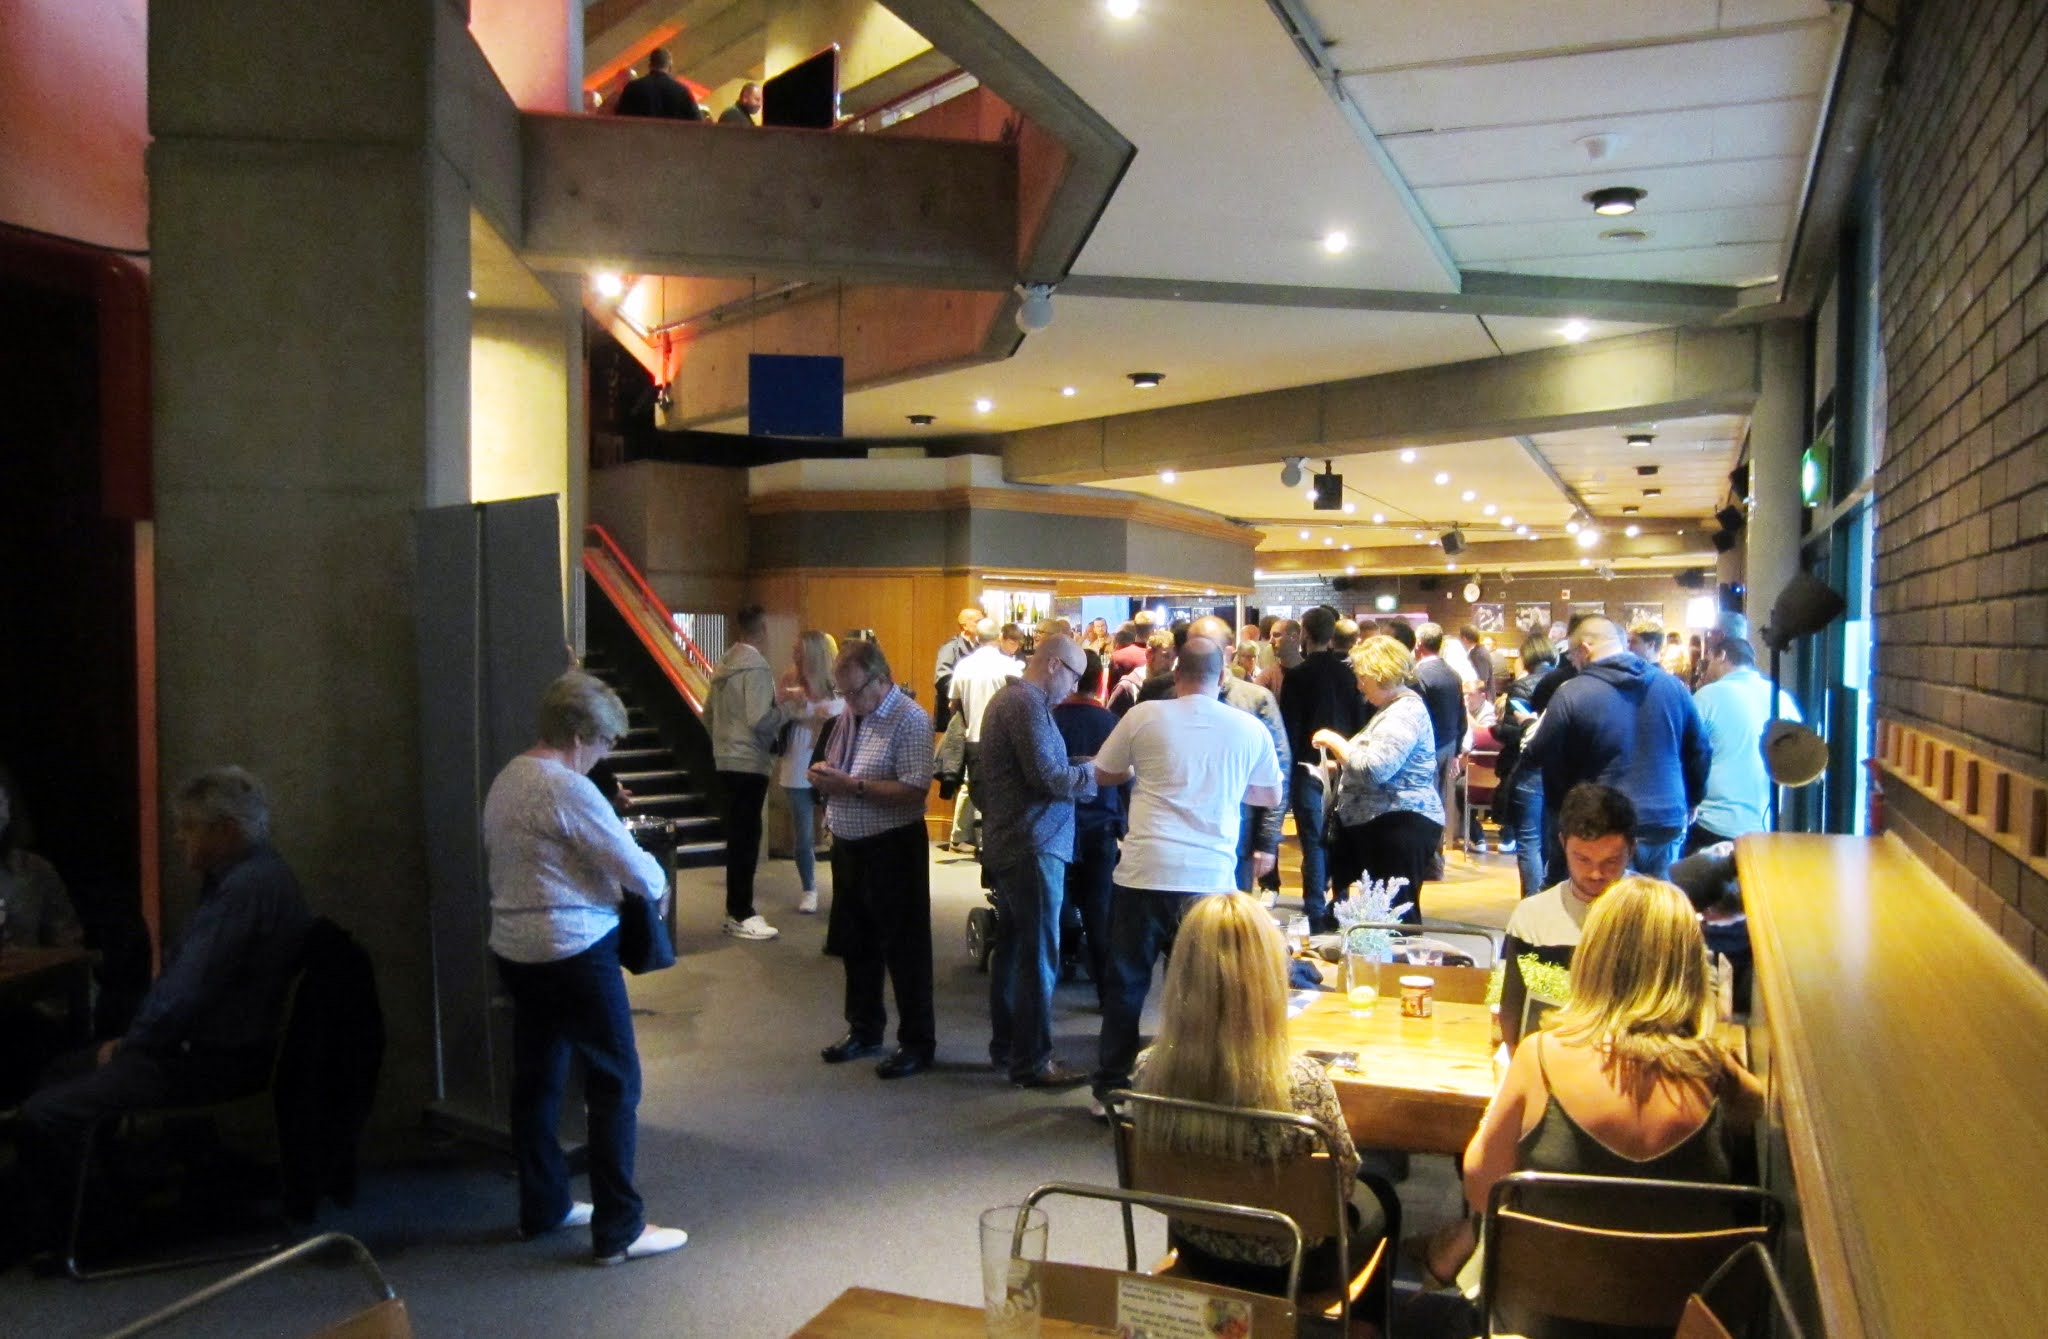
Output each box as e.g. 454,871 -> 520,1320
615,48 -> 703,120
1520,617 -> 1709,881
1278,605 -> 1365,929
1414,623 -> 1468,873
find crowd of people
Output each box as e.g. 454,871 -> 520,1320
592,47 -> 762,126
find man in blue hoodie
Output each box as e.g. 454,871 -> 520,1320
1520,616 -> 1708,881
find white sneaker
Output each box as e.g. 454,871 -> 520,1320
521,1200 -> 594,1240
723,914 -> 779,940
594,1224 -> 689,1266
797,889 -> 819,914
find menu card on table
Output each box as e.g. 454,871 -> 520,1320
1115,1277 -> 1253,1338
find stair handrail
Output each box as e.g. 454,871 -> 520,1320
580,527 -> 710,715
583,524 -> 716,676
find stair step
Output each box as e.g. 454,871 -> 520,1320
606,748 -> 670,766
613,768 -> 689,786
620,726 -> 662,744
672,840 -> 726,868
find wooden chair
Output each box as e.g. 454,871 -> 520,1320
1105,1091 -> 1399,1338
98,1232 -> 409,1339
1675,1240 -> 1808,1339
1480,1171 -> 1781,1339
1020,1181 -> 1299,1336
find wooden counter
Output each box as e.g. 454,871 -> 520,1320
1737,832 -> 2048,1339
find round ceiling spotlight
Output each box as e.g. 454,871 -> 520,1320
593,272 -> 627,298
1626,432 -> 1656,448
1127,371 -> 1164,389
1106,0 -> 1139,16
1322,230 -> 1351,255
1585,186 -> 1647,215
907,413 -> 934,426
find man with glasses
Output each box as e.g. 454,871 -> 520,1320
808,640 -> 939,1079
975,635 -> 1099,1088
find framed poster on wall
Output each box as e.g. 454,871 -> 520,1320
1472,603 -> 1505,633
1571,601 -> 1607,622
1622,602 -> 1665,630
1515,602 -> 1552,632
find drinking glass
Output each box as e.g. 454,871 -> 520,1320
979,1204 -> 1047,1338
1343,944 -> 1379,1018
1284,914 -> 1311,956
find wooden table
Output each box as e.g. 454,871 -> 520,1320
0,945 -> 97,1038
788,1286 -> 1109,1337
1287,961 -> 1499,1156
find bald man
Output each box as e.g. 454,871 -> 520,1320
975,635 -> 1097,1087
932,606 -> 985,735
1520,616 -> 1709,881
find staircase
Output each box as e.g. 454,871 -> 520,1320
579,524 -> 726,871
580,649 -> 724,869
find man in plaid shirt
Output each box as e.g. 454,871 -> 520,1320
808,639 -> 938,1079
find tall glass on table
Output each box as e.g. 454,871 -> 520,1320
1342,928 -> 1387,1018
980,1204 -> 1047,1338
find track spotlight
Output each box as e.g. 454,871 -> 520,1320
1280,456 -> 1307,489
1584,186 -> 1647,215
1127,371 -> 1164,389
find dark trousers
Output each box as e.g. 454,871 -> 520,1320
495,931 -> 645,1257
988,849 -> 1069,1079
1290,768 -> 1332,929
1093,886 -> 1201,1100
1682,821 -> 1735,858
1329,810 -> 1442,924
1065,824 -> 1119,1011
826,822 -> 935,1054
718,770 -> 769,922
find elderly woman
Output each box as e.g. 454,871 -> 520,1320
483,671 -> 686,1265
1312,634 -> 1444,922
1422,876 -> 1765,1306
1132,892 -> 1382,1296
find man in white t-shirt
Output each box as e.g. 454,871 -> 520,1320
1087,637 -> 1283,1105
1499,782 -> 1636,1047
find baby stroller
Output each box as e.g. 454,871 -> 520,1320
965,886 -> 1089,982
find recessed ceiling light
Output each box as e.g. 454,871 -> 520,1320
1447,561 -> 1458,571
1159,469 -> 1176,484
1127,371 -> 1163,389
1434,472 -> 1450,486
1624,524 -> 1641,537
1565,520 -> 1581,534
1061,386 -> 1077,397
467,289 -> 478,301
1558,319 -> 1591,342
1576,527 -> 1600,548
907,413 -> 934,426
974,398 -> 994,414
1346,564 -> 1357,575
1304,486 -> 1317,500
1399,449 -> 1417,464
1643,487 -> 1663,497
1584,185 -> 1647,216
1298,529 -> 1310,540
1413,531 -> 1426,541
1461,489 -> 1477,503
1500,515 -> 1514,526
1106,0 -> 1139,16
593,272 -> 626,298
1482,503 -> 1497,516
1342,501 -> 1356,514
1516,525 -> 1531,536
1341,543 -> 1352,551
1580,557 -> 1592,567
1322,229 -> 1350,255
1371,512 -> 1385,524
1323,536 -> 1334,546
1621,505 -> 1640,515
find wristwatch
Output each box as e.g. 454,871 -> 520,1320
856,778 -> 867,797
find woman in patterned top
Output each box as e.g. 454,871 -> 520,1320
1314,633 -> 1445,922
1131,892 -> 1381,1294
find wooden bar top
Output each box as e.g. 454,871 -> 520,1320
1737,833 -> 2048,1339
788,1286 -> 1109,1337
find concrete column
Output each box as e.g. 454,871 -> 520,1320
150,3 -> 480,1123
1746,320 -> 1808,648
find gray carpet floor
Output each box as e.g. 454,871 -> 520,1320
3,846 -> 1488,1338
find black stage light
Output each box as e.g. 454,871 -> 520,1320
1313,464 -> 1344,510
1715,504 -> 1746,533
1440,528 -> 1468,555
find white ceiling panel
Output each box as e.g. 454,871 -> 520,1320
1383,97 -> 1821,188
1307,0 -> 1736,71
1484,242 -> 1787,284
1536,415 -> 1748,519
1443,204 -> 1792,263
1347,24 -> 1841,136
1416,155 -> 1806,228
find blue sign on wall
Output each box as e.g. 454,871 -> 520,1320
748,354 -> 844,438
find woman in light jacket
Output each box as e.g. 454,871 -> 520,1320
484,670 -> 686,1266
706,604 -> 779,941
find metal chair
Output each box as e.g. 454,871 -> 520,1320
1021,1181 -> 1301,1336
97,1232 -> 407,1339
1105,1090 -> 1400,1337
1337,919 -> 1504,970
1480,1171 -> 1782,1339
1675,1240 -> 1809,1339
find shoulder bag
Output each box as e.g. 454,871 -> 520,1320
617,890 -> 676,974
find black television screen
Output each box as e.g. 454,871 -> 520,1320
762,45 -> 839,129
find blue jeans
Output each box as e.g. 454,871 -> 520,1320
1632,825 -> 1685,881
1289,767 -> 1331,929
783,785 -> 818,891
1066,824 -> 1120,1011
1512,771 -> 1545,898
495,930 -> 644,1257
989,849 -> 1069,1079
1093,886 -> 1203,1100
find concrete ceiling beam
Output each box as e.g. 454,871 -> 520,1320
1055,271 -> 1749,324
1001,325 -> 1761,485
1258,531 -> 1713,574
584,0 -> 734,76
520,114 -> 1017,287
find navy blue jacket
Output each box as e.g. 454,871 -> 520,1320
1523,653 -> 1710,832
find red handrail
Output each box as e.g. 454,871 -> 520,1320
584,524 -> 715,674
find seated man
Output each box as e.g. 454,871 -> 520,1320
21,766 -> 312,1150
1499,782 -> 1634,1048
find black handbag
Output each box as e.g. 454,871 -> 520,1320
617,890 -> 676,974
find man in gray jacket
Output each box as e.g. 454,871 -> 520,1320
707,605 -> 779,940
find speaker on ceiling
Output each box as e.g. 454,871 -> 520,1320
1674,568 -> 1709,590
1711,529 -> 1737,553
1440,528 -> 1468,556
1331,575 -> 1363,592
1715,505 -> 1747,534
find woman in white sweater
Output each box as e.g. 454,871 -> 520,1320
483,670 -> 685,1267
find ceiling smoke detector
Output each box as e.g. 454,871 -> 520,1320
1127,371 -> 1164,389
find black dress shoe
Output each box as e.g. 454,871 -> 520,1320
1011,1060 -> 1089,1089
821,1034 -> 886,1064
875,1048 -> 934,1079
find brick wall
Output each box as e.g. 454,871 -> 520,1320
1875,0 -> 2048,961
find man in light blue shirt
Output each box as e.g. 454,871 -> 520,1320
1687,637 -> 1801,854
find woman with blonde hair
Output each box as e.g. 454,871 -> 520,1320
1312,634 -> 1443,922
1132,892 -> 1379,1294
1424,876 -> 1764,1294
774,630 -> 844,914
